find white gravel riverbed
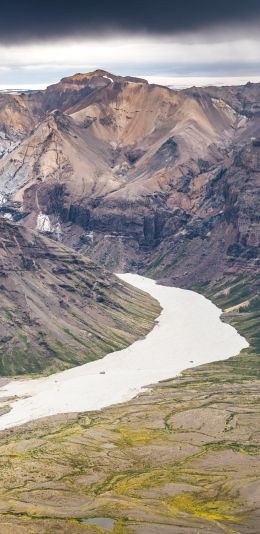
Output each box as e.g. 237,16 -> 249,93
0,274 -> 249,430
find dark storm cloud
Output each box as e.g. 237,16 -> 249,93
1,0 -> 260,43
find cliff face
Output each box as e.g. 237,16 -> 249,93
0,71 -> 259,286
140,141 -> 260,286
0,93 -> 38,159
0,219 -> 159,375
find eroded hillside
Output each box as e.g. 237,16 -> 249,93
0,220 -> 159,375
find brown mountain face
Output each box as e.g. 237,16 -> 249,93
0,93 -> 38,158
42,70 -> 148,113
0,219 -> 159,375
0,86 -> 45,151
0,71 -> 259,285
143,141 -> 260,286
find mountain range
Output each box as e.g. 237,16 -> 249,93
0,69 -> 259,288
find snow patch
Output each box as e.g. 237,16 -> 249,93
211,98 -> 246,125
36,213 -> 62,240
86,231 -> 94,243
36,213 -> 52,233
0,194 -> 7,206
2,213 -> 13,221
103,75 -> 113,83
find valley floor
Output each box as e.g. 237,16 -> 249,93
0,274 -> 247,430
0,275 -> 258,533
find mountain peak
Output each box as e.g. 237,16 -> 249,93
59,69 -> 115,84
49,69 -> 148,89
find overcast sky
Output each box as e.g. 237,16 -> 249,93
0,0 -> 259,86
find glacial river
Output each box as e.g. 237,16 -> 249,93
0,274 -> 248,430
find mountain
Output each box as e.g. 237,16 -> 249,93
42,70 -> 148,113
0,71 -> 259,285
0,88 -> 45,157
0,219 -> 159,375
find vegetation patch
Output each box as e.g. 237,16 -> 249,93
166,492 -> 240,521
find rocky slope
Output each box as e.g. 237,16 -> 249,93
0,219 -> 159,375
0,91 -> 43,158
0,71 -> 259,286
143,140 -> 260,286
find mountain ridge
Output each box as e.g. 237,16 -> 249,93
0,70 -> 259,286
